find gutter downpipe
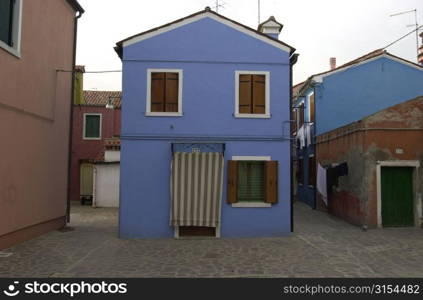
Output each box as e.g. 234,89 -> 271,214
289,52 -> 299,233
66,9 -> 84,223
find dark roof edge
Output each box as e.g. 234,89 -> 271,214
66,0 -> 85,14
114,8 -> 295,60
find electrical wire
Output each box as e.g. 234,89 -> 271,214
383,25 -> 423,50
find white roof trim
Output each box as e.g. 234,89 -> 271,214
311,53 -> 423,83
122,12 -> 291,53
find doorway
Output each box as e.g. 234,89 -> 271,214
381,166 -> 414,227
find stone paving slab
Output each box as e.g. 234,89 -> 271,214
0,202 -> 422,277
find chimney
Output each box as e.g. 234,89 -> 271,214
418,32 -> 423,66
258,16 -> 283,39
74,65 -> 85,105
330,57 -> 336,70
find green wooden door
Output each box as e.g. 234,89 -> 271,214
381,167 -> 414,227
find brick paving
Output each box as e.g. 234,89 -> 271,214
0,202 -> 422,277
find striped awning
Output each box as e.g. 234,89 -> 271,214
170,152 -> 224,227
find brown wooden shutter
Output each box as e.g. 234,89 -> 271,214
227,160 -> 238,204
299,103 -> 305,127
309,93 -> 315,122
265,161 -> 278,204
151,72 -> 165,112
291,109 -> 297,135
239,75 -> 252,113
252,75 -> 266,114
165,72 -> 179,112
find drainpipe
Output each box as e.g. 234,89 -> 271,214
66,9 -> 84,223
92,166 -> 97,208
289,53 -> 299,233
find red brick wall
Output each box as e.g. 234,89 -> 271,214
70,106 -> 121,202
316,97 -> 423,227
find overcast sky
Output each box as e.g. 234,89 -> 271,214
75,0 -> 423,91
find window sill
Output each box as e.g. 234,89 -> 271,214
234,113 -> 270,119
83,137 -> 102,140
231,202 -> 271,208
0,41 -> 21,58
145,112 -> 183,117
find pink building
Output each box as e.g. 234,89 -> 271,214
0,0 -> 84,249
70,81 -> 122,204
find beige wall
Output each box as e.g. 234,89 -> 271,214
0,0 -> 76,241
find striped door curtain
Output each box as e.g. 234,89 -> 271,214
170,152 -> 224,227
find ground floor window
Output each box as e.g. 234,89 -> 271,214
227,158 -> 278,204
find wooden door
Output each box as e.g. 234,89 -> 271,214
80,163 -> 94,197
381,167 -> 414,227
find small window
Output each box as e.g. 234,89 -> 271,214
235,71 -> 270,118
146,69 -> 182,116
0,0 -> 22,57
227,159 -> 278,205
83,114 -> 101,139
308,156 -> 316,187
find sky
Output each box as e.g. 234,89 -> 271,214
75,0 -> 423,91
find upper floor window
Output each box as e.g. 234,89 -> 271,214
0,0 -> 22,57
146,69 -> 183,116
83,114 -> 102,140
235,71 -> 270,118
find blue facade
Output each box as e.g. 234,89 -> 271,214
294,53 -> 423,208
118,12 -> 295,237
315,56 -> 423,135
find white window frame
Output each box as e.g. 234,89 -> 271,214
146,69 -> 183,117
234,71 -> 270,119
231,155 -> 272,208
0,0 -> 23,58
83,113 -> 102,140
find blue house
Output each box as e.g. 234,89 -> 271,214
292,49 -> 423,208
114,8 -> 297,238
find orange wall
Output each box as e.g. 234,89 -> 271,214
0,0 -> 76,238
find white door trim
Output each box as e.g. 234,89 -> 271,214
376,160 -> 420,228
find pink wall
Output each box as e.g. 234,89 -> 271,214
70,106 -> 121,202
0,0 -> 77,246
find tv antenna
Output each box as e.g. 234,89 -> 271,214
390,9 -> 420,61
213,0 -> 226,13
258,0 -> 261,25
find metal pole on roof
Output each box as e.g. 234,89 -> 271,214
258,0 -> 261,25
389,9 -> 420,62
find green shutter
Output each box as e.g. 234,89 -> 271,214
85,115 -> 101,138
237,161 -> 265,202
0,0 -> 14,46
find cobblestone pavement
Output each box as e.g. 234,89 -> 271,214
1,202 -> 422,277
